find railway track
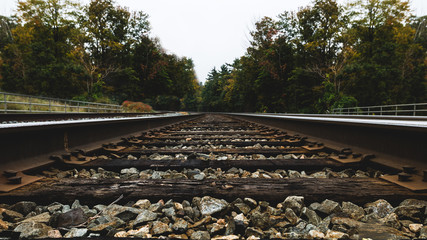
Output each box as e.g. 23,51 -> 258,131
0,112 -> 172,123
0,113 -> 426,239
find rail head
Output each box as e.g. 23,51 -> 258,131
227,113 -> 427,133
0,113 -> 204,172
0,112 -> 199,131
264,113 -> 427,121
0,112 -> 172,123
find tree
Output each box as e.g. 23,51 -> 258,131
278,0 -> 350,112
343,0 -> 426,105
1,0 -> 86,98
79,0 -> 150,98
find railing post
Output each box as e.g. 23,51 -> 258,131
64,101 -> 67,113
413,105 -> 416,116
380,106 -> 382,115
3,93 -> 7,113
395,106 -> 397,116
77,102 -> 80,113
29,96 -> 32,113
49,99 -> 51,112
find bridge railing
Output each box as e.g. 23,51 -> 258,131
332,103 -> 427,116
0,91 -> 122,113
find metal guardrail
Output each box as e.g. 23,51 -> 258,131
332,103 -> 427,116
0,91 -> 122,113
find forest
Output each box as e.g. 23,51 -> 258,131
0,0 -> 200,111
0,0 -> 426,113
200,0 -> 427,113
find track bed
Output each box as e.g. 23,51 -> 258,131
1,114 -> 426,239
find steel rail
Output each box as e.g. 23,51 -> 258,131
2,112 -> 426,180
0,112 -> 169,122
263,113 -> 427,121
0,113 -> 202,173
226,113 -> 427,173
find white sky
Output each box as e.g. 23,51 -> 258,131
1,0 -> 426,83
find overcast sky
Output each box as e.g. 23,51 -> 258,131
1,0 -> 426,83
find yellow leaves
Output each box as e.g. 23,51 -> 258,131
304,41 -> 322,51
392,25 -> 415,45
11,25 -> 34,45
343,45 -> 358,60
223,78 -> 236,103
106,40 -> 124,52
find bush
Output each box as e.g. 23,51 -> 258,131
121,100 -> 153,112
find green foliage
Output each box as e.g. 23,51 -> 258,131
202,0 -> 426,113
181,93 -> 201,112
153,95 -> 181,111
106,67 -> 140,102
332,94 -> 358,110
0,0 -> 85,98
201,65 -> 235,112
315,80 -> 357,113
1,0 -> 425,113
342,0 -> 426,105
0,0 -> 200,110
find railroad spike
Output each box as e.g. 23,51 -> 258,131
3,170 -> 17,178
402,165 -> 416,174
398,172 -> 412,182
7,176 -> 22,184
